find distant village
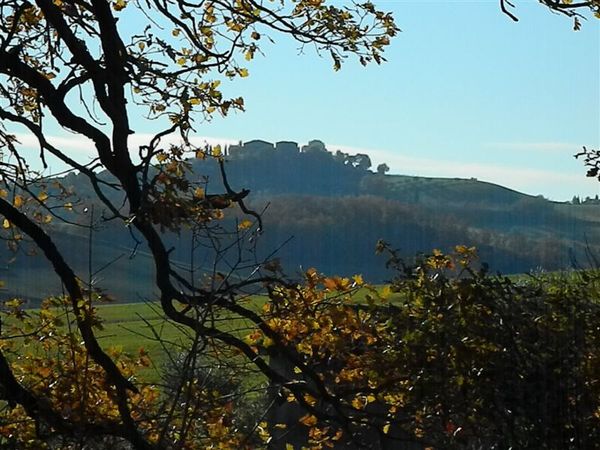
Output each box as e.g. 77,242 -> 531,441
222,139 -> 390,174
571,194 -> 600,205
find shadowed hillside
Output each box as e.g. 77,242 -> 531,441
2,139 -> 598,305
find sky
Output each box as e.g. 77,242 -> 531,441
166,0 -> 600,201
11,0 -> 600,201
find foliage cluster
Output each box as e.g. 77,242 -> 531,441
252,245 -> 600,449
0,296 -> 258,449
4,245 -> 600,449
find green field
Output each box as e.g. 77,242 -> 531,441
92,298 -> 262,380
4,285 -> 395,384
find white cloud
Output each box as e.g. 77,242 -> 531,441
9,132 -> 599,201
11,132 -> 240,172
331,143 -> 599,201
483,141 -> 585,153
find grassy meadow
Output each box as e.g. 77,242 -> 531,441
89,285 -> 394,380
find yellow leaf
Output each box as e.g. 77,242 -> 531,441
195,150 -> 206,159
286,444 -> 294,450
238,68 -> 249,78
112,0 -> 126,10
64,202 -> 73,211
13,195 -> 23,208
299,414 -> 317,427
189,97 -> 201,105
380,285 -> 391,300
353,274 -> 364,286
138,41 -> 145,51
383,423 -> 391,434
0,189 -> 7,198
245,50 -> 253,61
238,219 -> 252,230
303,394 -> 317,407
172,29 -> 180,37
37,191 -> 48,202
194,187 -> 205,199
176,57 -> 186,66
213,145 -> 222,156
2,219 -> 10,229
43,214 -> 52,224
156,152 -> 168,162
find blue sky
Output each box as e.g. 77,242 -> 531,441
12,1 -> 600,201
172,0 -> 600,201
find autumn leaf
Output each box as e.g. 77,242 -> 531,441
303,394 -> 317,407
352,274 -> 364,286
13,195 -> 23,208
112,0 -> 127,10
194,187 -> 205,199
323,277 -> 338,291
238,219 -> 252,230
299,414 -> 317,427
380,285 -> 391,300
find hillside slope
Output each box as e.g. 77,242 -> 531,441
1,139 -> 598,304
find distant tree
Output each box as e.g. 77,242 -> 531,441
353,153 -> 372,170
343,153 -> 372,170
333,150 -> 348,163
301,139 -> 328,154
572,195 -> 581,205
377,163 -> 390,175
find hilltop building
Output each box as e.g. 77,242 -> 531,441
275,141 -> 300,156
229,139 -> 301,159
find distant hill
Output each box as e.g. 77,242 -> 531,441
2,139 -> 599,305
